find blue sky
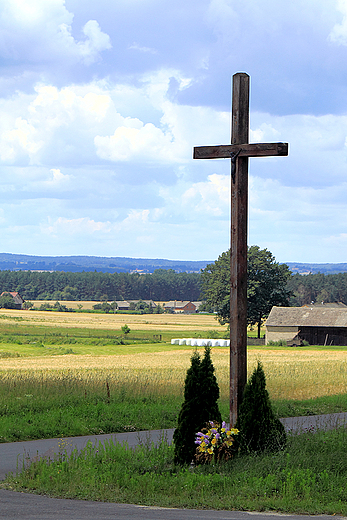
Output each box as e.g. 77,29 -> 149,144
1,0 -> 347,263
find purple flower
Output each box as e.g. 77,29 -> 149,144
222,421 -> 226,429
215,433 -> 220,439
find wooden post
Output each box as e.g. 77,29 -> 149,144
229,72 -> 249,426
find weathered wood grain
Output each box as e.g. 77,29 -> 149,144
193,142 -> 288,159
229,72 -> 249,428
192,72 -> 289,426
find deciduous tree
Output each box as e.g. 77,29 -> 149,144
201,246 -> 292,337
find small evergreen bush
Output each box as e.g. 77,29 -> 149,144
173,346 -> 222,465
199,346 -> 222,424
236,361 -> 286,453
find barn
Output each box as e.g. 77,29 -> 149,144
0,291 -> 24,310
164,301 -> 197,313
265,306 -> 347,346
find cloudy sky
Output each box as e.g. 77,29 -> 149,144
1,0 -> 347,263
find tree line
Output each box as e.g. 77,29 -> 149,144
0,269 -> 201,302
1,252 -> 347,312
287,271 -> 347,306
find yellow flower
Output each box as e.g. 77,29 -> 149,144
226,430 -> 232,436
226,439 -> 233,446
221,428 -> 226,433
211,438 -> 217,445
230,428 -> 239,435
200,441 -> 206,448
199,445 -> 206,452
207,448 -> 213,454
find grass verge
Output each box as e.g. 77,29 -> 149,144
3,427 -> 347,515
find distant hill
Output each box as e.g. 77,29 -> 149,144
0,253 -> 346,275
286,262 -> 347,275
0,253 -> 210,274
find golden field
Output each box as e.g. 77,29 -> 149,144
1,308 -> 347,403
2,347 -> 347,402
0,307 -> 226,332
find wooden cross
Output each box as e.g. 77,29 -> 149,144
193,72 -> 288,426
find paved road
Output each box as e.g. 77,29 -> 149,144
0,489 -> 339,520
0,413 -> 346,520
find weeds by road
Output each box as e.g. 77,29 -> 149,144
4,427 -> 347,516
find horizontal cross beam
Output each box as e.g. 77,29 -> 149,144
193,142 -> 288,160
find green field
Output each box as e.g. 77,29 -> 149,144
1,308 -> 347,442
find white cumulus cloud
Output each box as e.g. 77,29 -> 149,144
329,0 -> 347,44
0,0 -> 111,65
95,121 -> 182,163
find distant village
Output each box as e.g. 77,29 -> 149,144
3,290 -> 347,347
0,291 -> 203,315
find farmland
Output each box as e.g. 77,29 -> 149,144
1,308 -> 347,441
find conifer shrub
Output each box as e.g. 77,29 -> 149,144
173,346 -> 222,465
236,361 -> 286,453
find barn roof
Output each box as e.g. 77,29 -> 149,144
164,301 -> 195,308
266,306 -> 347,328
1,291 -> 24,304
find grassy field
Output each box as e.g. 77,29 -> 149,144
2,308 -> 347,441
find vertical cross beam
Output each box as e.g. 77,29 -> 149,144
230,72 -> 249,426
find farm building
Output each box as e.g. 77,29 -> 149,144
115,301 -> 130,311
164,301 -> 197,313
265,306 -> 347,346
115,300 -> 157,311
0,291 -> 24,309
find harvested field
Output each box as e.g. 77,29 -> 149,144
0,308 -> 225,332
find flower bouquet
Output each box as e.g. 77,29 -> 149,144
194,421 -> 239,464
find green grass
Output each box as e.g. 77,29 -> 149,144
1,369 -> 347,443
0,374 -> 182,442
273,394 -> 347,417
0,324 -> 232,356
2,320 -> 347,442
4,427 -> 347,515
0,327 -> 191,356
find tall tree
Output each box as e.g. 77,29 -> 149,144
247,246 -> 292,338
201,246 -> 292,338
